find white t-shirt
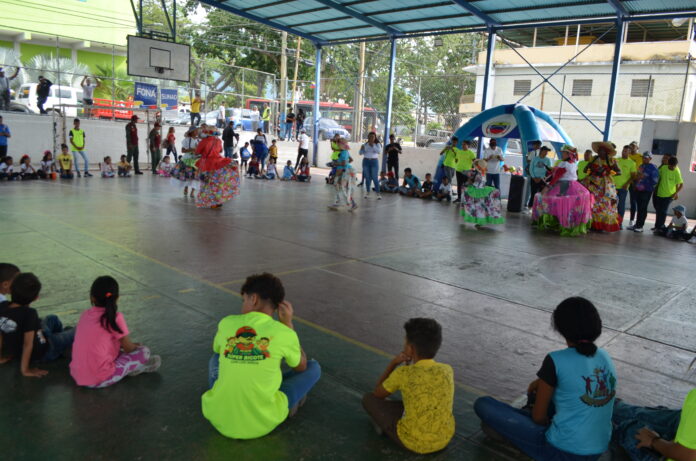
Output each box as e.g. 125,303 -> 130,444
360,142 -> 381,159
254,134 -> 268,145
81,82 -> 97,99
298,133 -> 309,150
251,109 -> 260,122
20,163 -> 35,173
0,162 -> 10,172
182,137 -> 199,151
671,215 -> 688,229
40,160 -> 54,171
267,163 -> 278,176
557,161 -> 578,181
218,106 -> 225,119
439,183 -> 452,194
101,163 -> 114,174
484,147 -> 503,174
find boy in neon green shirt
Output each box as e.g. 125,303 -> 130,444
653,156 -> 684,231
614,145 -> 638,227
440,136 -> 460,184
363,318 -> 455,454
202,273 -> 321,439
454,140 -> 476,202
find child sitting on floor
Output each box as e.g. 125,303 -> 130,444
70,276 -> 161,388
157,155 -> 174,177
264,157 -> 278,180
0,263 -> 19,303
475,297 -> 616,460
57,144 -> 74,179
381,171 -> 399,193
19,155 -> 38,180
418,173 -> 434,199
296,157 -> 311,182
101,156 -> 115,178
39,151 -> 56,179
247,155 -> 260,178
117,155 -> 132,177
282,160 -> 295,181
398,168 -> 420,197
657,205 -> 689,240
362,318 -> 454,454
379,171 -> 389,191
0,156 -> 19,180
435,176 -> 452,202
0,273 -> 75,377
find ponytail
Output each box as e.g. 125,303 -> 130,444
552,297 -> 602,357
90,276 -> 122,334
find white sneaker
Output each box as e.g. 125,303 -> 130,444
629,220 -> 635,227
626,225 -> 635,231
130,355 -> 162,376
633,227 -> 644,233
377,194 -> 382,200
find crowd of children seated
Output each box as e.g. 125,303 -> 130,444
1,263 -> 693,459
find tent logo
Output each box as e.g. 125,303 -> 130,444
485,120 -> 513,137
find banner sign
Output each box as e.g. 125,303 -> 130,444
160,88 -> 178,109
134,82 -> 158,108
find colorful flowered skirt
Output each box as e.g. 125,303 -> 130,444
532,180 -> 594,236
461,185 -> 505,225
195,164 -> 240,209
581,176 -> 620,232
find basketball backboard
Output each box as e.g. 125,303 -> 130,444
127,35 -> 190,83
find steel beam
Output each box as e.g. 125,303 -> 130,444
450,0 -> 500,27
604,18 -> 625,141
383,37 -> 397,172
478,29 -> 496,157
313,0 -> 401,35
606,0 -> 629,17
197,0 -> 321,43
312,46 -> 322,166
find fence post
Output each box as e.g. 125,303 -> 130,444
382,37 -> 397,172
312,45 -> 322,166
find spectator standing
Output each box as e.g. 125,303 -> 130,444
222,121 -> 239,159
251,106 -> 260,132
528,146 -> 551,208
296,108 -> 305,136
359,132 -> 382,199
261,103 -> 271,134
0,116 -> 10,158
627,141 -> 643,226
454,140 -> 477,203
627,151 -> 659,233
0,67 -> 19,111
190,93 -> 202,126
36,76 -> 52,115
284,105 -> 295,141
296,128 -> 309,168
484,139 -> 504,189
69,118 -> 92,177
385,134 -> 402,180
148,122 -> 162,174
80,76 -> 98,117
164,126 -> 177,162
217,102 -> 226,129
653,156 -> 684,232
125,115 -> 142,174
614,145 -> 638,228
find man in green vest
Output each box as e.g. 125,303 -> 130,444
69,118 -> 92,177
453,140 -> 476,203
262,103 -> 271,134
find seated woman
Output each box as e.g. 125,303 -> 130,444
613,379 -> 695,460
532,145 -> 594,236
475,297 -> 617,461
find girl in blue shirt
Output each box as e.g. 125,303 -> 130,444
475,297 -> 617,460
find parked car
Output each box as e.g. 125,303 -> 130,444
164,107 -> 190,125
16,83 -> 83,116
416,129 -> 453,147
203,109 -> 253,131
303,117 -> 349,140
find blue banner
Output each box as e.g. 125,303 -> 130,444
161,88 -> 178,109
134,82 -> 158,108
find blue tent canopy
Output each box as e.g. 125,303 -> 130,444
452,104 -> 573,170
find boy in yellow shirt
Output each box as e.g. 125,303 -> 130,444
454,140 -> 477,203
362,318 -> 455,454
56,143 -> 74,179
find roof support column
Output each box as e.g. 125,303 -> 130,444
604,18 -> 625,141
478,28 -> 496,156
312,44 -> 322,166
382,36 -> 397,172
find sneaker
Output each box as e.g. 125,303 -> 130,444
629,220 -> 635,227
130,355 -> 162,376
76,171 -> 81,178
349,203 -> 359,212
633,227 -> 643,233
377,194 -> 382,200
84,171 -> 93,177
626,225 -> 636,231
135,171 -> 143,175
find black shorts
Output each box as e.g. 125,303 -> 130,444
83,98 -> 93,106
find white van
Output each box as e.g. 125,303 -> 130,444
16,83 -> 83,116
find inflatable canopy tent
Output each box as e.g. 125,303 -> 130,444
451,104 -> 573,171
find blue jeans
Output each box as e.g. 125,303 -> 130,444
224,146 -> 234,159
474,397 -> 601,461
40,315 -> 75,362
283,123 -> 293,140
612,400 -> 680,461
208,355 -> 321,409
362,158 -> 379,194
617,188 -> 628,225
72,150 -> 89,172
486,173 -> 500,189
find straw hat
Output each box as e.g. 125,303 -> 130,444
591,141 -> 617,156
473,158 -> 487,170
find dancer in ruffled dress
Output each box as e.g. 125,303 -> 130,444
194,125 -> 240,209
171,126 -> 200,198
329,138 -> 358,211
532,145 -> 594,236
461,159 -> 505,228
581,141 -> 621,232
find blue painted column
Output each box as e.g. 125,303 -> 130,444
478,28 -> 496,157
604,18 -> 625,141
382,37 -> 397,172
312,45 -> 322,166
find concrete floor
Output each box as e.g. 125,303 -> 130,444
0,168 -> 694,461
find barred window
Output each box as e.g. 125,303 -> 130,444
631,79 -> 654,97
513,79 -> 531,96
572,79 -> 593,96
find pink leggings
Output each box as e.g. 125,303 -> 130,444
91,346 -> 151,389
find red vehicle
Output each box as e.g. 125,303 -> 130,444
245,98 -> 377,134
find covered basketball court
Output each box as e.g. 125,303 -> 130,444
2,2 -> 696,460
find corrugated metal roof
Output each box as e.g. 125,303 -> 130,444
199,0 -> 696,44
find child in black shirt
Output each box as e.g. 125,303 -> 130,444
0,273 -> 74,377
419,173 -> 435,199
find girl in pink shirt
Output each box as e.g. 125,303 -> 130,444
69,276 -> 161,388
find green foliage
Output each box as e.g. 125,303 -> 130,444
427,121 -> 443,131
23,55 -> 90,86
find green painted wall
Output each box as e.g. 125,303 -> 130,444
77,50 -> 127,73
0,41 -> 12,50
20,44 -> 71,62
